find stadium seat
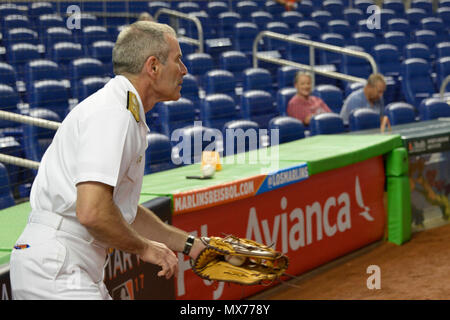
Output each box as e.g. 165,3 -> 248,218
172,124 -> 222,164
309,113 -> 345,135
0,3 -> 21,18
0,85 -> 23,142
81,26 -> 110,50
384,0 -> 406,17
236,1 -> 258,22
2,14 -> 31,30
176,2 -> 200,13
70,13 -> 101,41
312,84 -> 344,114
219,50 -> 251,85
437,42 -> 450,59
200,93 -> 241,130
0,136 -> 27,197
277,66 -> 298,89
207,1 -> 228,21
311,10 -> 332,31
186,11 -> 215,40
421,17 -> 447,43
344,81 -> 365,98
268,116 -> 305,144
157,97 -> 196,137
437,7 -> 450,29
440,0 -> 450,7
296,20 -> 321,41
105,1 -> 128,29
243,68 -> 273,94
264,0 -> 285,20
352,32 -> 377,54
7,43 -> 41,80
23,108 -> 60,164
25,59 -> 61,92
69,58 -> 105,91
265,22 -> 290,51
218,12 -> 241,38
385,102 -> 417,124
0,162 -> 15,209
233,22 -> 259,53
204,70 -> 237,103
286,33 -> 311,64
372,44 -> 401,77
147,1 -> 170,17
29,80 -> 70,119
411,0 -> 433,14
77,76 -> 109,102
277,87 -> 297,115
36,14 -> 65,35
0,62 -> 18,89
419,97 -> 450,120
90,40 -> 114,76
383,31 -> 408,58
251,11 -> 274,30
348,108 -> 381,131
282,11 -> 303,29
323,0 -> 345,19
180,74 -> 200,107
320,33 -> 345,65
404,43 -> 432,65
145,133 -> 174,174
344,8 -> 364,27
222,119 -> 260,155
184,53 -> 214,86
5,27 -> 39,47
414,30 -> 437,57
296,0 -> 313,17
379,9 -> 396,29
51,42 -> 83,71
355,0 -> 375,15
0,84 -> 21,124
387,18 -> 411,40
327,20 -> 352,42
406,8 -> 427,31
240,90 -> 278,128
44,27 -> 73,53
29,2 -> 55,21
339,45 -> 372,79
401,58 -> 435,109
436,57 -> 450,93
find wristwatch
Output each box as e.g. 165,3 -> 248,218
183,235 -> 195,255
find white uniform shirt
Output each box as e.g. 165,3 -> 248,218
29,75 -> 149,224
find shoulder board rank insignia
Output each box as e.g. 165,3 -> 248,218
127,91 -> 140,123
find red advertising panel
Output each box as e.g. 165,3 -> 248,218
173,157 -> 386,300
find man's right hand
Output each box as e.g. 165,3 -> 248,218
139,240 -> 179,279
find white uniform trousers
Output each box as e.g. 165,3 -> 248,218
10,211 -> 112,300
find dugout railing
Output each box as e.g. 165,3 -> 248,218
252,30 -> 379,87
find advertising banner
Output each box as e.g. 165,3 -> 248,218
173,157 -> 386,300
104,196 -> 175,300
410,151 -> 450,232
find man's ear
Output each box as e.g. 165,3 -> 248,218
145,56 -> 159,78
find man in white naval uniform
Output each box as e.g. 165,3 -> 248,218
10,21 -> 204,299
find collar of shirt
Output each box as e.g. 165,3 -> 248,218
114,75 -> 150,134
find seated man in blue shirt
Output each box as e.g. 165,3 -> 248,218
340,73 -> 386,126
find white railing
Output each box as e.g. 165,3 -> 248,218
0,110 -> 61,169
440,74 -> 450,99
155,8 -> 204,53
252,31 -> 378,86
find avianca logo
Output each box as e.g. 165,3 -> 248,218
355,176 -> 374,222
245,175 -> 375,252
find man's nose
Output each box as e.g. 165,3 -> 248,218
181,61 -> 188,75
